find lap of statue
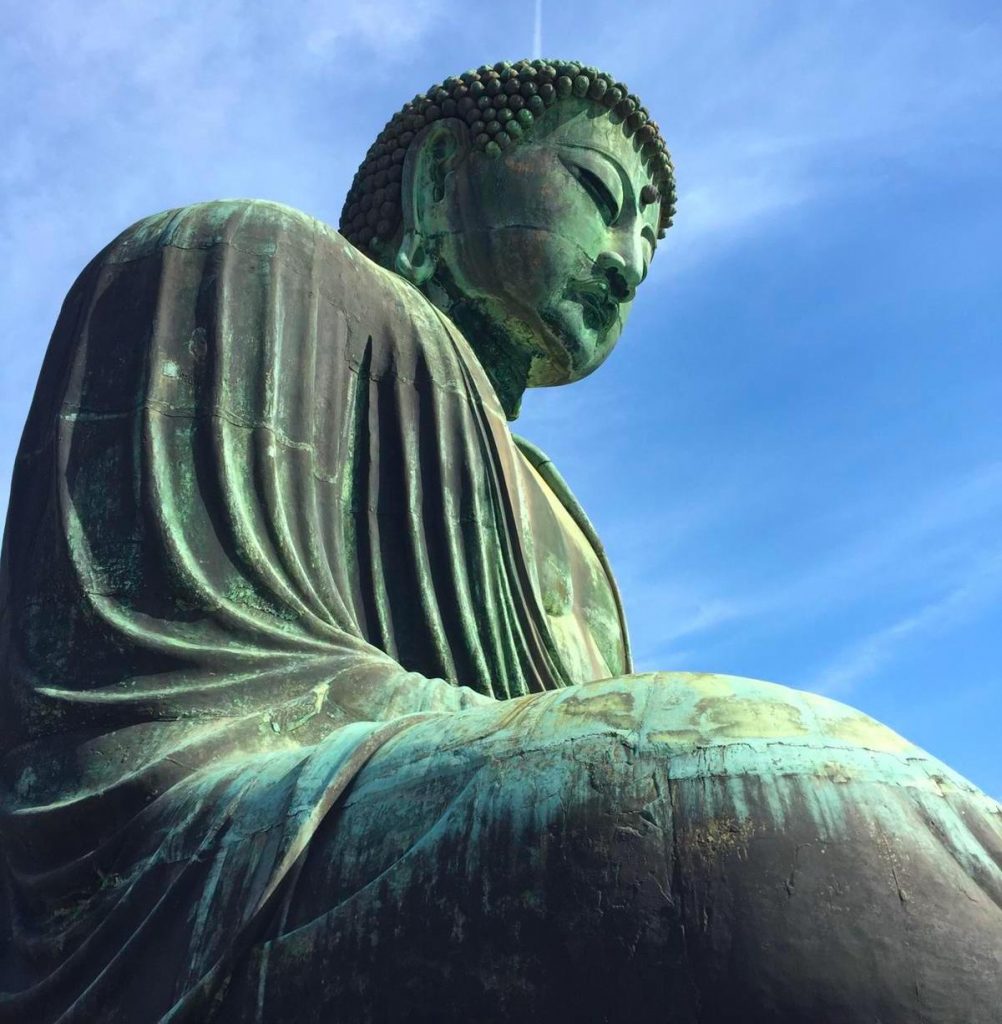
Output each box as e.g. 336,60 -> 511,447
218,672 -> 1002,1023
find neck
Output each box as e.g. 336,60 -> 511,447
425,277 -> 533,421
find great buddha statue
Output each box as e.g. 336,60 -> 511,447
0,59 -> 999,1023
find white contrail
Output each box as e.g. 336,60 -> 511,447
533,0 -> 542,59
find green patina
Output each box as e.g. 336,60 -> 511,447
0,55 -> 1000,1024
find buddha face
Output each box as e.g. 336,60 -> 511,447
401,99 -> 663,389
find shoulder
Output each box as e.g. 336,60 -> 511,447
89,198 -> 436,336
84,198 -> 481,387
64,198 -> 500,414
97,199 -> 425,313
99,198 -> 351,265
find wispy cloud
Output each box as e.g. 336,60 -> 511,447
760,462 -> 1002,617
303,0 -> 443,58
594,2 -> 1002,274
623,461 -> 1002,677
810,552 -> 1002,696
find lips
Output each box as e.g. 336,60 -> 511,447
566,280 -> 620,335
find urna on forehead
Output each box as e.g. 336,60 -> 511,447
339,58 -> 678,255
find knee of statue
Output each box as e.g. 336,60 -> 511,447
533,673 -> 1002,1022
278,674 -> 1001,1021
216,673 -> 1001,1021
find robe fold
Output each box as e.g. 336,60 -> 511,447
0,200 -> 629,1021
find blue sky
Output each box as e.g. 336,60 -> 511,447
1,1 -> 1000,794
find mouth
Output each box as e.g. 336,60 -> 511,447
565,280 -> 621,336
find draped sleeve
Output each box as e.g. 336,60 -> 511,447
0,200 -> 626,1021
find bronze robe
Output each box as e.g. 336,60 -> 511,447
0,200 -> 628,1021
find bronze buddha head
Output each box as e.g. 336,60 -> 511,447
341,60 -> 676,413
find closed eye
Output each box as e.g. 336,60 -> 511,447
561,157 -> 620,226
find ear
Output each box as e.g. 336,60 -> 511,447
395,118 -> 469,285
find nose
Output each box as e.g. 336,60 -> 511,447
596,244 -> 644,304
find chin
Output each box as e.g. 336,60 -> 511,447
530,304 -> 619,387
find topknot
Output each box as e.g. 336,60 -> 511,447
339,58 -> 676,254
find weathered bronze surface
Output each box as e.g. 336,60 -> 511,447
1,59 -> 1000,1022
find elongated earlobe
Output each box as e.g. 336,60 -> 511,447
390,119 -> 469,283
395,229 -> 436,286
